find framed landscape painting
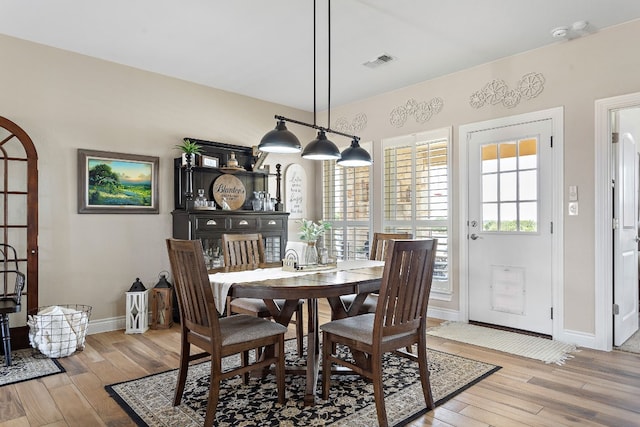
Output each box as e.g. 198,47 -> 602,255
78,149 -> 159,214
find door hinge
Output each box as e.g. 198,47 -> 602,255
612,132 -> 619,144
550,221 -> 553,234
613,217 -> 619,230
550,136 -> 553,148
550,307 -> 553,319
613,303 -> 620,315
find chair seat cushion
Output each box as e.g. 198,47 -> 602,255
230,298 -> 303,313
320,313 -> 413,346
219,314 -> 287,346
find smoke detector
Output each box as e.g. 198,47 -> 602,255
551,26 -> 569,38
363,53 -> 395,69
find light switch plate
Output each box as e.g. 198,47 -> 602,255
569,185 -> 578,201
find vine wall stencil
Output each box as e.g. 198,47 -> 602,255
333,113 -> 368,134
389,97 -> 444,128
469,72 -> 545,109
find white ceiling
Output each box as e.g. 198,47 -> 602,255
2,0 -> 640,112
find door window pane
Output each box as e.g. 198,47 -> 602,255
480,138 -> 539,233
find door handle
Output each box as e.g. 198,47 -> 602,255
470,233 -> 480,240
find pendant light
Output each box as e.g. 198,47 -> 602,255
259,119 -> 302,153
260,0 -> 371,166
301,0 -> 340,160
337,138 -> 372,167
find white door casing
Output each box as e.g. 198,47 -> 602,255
595,92 -> 640,351
459,107 -> 564,340
613,130 -> 640,346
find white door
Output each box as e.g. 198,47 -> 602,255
467,119 -> 553,335
613,129 -> 639,346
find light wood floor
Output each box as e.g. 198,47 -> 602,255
2,301 -> 640,427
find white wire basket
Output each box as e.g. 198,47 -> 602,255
27,304 -> 92,358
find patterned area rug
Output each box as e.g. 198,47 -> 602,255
106,340 -> 500,427
428,321 -> 578,364
1,348 -> 65,387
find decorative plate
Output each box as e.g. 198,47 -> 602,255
212,174 -> 246,210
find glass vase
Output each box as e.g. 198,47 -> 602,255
304,241 -> 319,265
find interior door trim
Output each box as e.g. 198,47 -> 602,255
595,91 -> 640,351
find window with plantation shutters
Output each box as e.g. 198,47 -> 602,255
383,128 -> 452,297
322,143 -> 372,260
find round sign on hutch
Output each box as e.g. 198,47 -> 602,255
212,174 -> 246,210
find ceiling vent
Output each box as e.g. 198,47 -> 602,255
363,53 -> 395,69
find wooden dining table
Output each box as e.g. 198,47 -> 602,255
209,260 -> 385,405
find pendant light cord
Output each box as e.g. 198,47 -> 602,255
327,0 -> 331,130
313,0 -> 317,126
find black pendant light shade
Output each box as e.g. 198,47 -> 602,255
301,130 -> 341,160
258,119 -> 302,153
337,138 -> 372,167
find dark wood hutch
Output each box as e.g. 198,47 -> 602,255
172,139 -> 289,265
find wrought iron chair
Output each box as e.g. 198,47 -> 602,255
0,243 -> 26,367
321,239 -> 437,427
222,233 -> 305,357
166,238 -> 286,426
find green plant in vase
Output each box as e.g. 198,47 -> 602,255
175,138 -> 203,201
298,219 -> 331,265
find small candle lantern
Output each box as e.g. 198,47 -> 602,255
125,278 -> 149,334
150,271 -> 174,329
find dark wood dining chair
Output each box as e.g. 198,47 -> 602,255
222,233 -> 305,357
339,232 -> 412,315
321,239 -> 437,427
0,243 -> 26,367
166,238 -> 287,426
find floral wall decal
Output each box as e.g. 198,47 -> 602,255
333,113 -> 368,134
389,97 -> 444,128
470,72 -> 545,109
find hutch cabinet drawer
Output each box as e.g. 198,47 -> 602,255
259,217 -> 286,231
195,216 -> 228,231
229,216 -> 259,230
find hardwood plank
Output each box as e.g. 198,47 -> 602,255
13,380 -> 63,426
0,386 -> 25,424
2,307 -> 640,426
48,384 -> 105,427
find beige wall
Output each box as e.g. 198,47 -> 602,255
2,19 -> 640,343
325,19 -> 640,338
0,34 -> 318,325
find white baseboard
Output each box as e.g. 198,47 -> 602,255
86,316 -> 126,335
427,307 -> 460,323
555,328 -> 601,351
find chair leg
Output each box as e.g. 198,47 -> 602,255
417,339 -> 435,409
173,335 -> 190,406
295,304 -> 304,357
371,354 -> 388,427
1,314 -> 11,367
241,350 -> 250,384
321,331 -> 332,400
204,361 -> 221,427
276,336 -> 286,404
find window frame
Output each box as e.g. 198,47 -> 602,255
382,127 -> 452,299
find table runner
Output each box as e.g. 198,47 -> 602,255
209,260 -> 384,313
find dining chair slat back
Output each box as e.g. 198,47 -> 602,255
166,238 -> 287,426
221,233 -> 305,357
222,233 -> 265,267
369,232 -> 412,261
321,238 -> 438,427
